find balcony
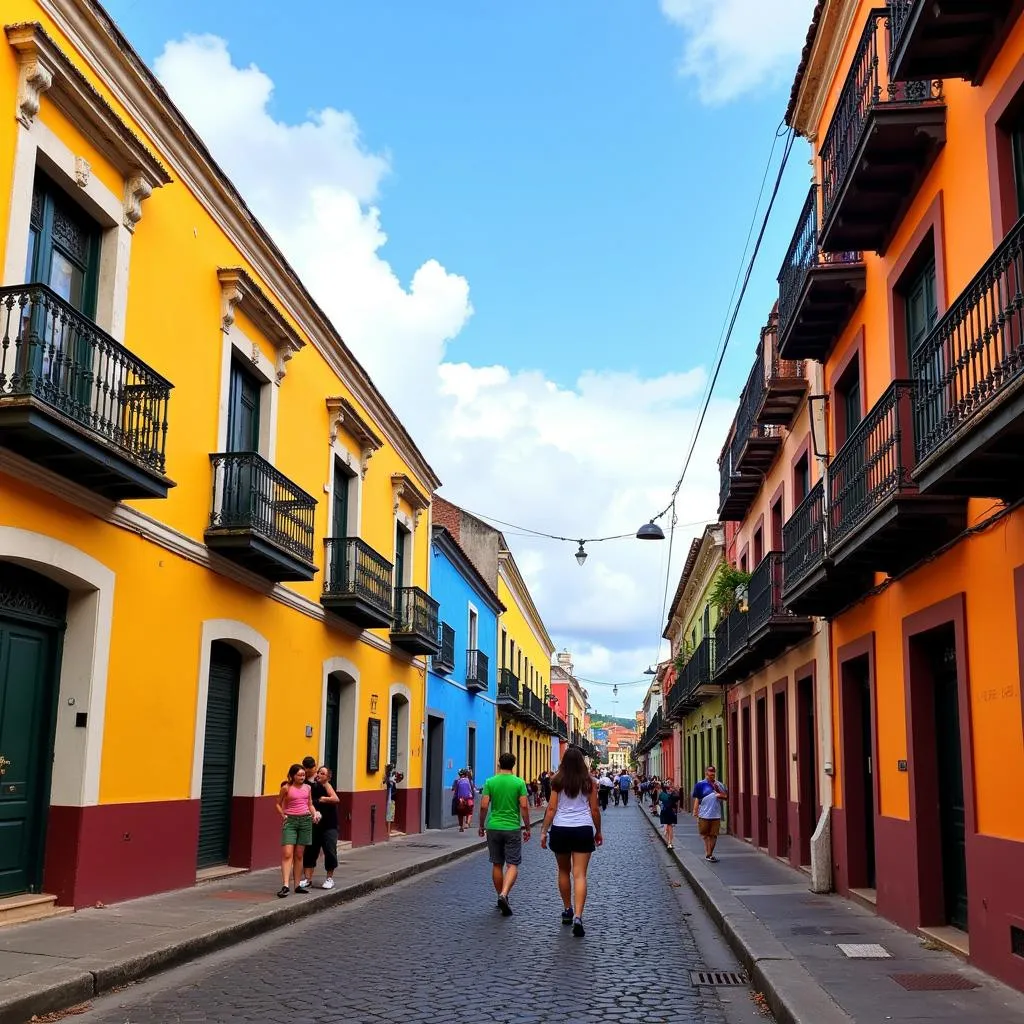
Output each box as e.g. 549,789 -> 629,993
888,0 -> 1021,86
734,359 -> 782,476
673,637 -> 718,716
829,382 -> 965,575
321,537 -> 393,628
390,586 -> 440,656
466,649 -> 489,692
718,445 -> 760,522
432,622 -> 456,674
555,716 -> 568,740
912,214 -> 1024,501
777,188 -> 866,362
819,9 -> 945,254
206,452 -> 317,581
755,314 -> 809,426
0,284 -> 173,499
497,668 -> 521,712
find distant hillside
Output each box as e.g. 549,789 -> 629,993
590,715 -> 636,730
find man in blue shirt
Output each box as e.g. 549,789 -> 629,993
691,765 -> 727,863
617,771 -> 632,806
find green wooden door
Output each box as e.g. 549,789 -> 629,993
330,460 -> 351,589
0,618 -> 57,896
197,643 -> 240,868
393,523 -> 407,620
324,678 -> 341,782
389,696 -> 400,767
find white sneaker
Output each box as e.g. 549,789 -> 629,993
297,879 -> 310,889
321,878 -> 334,889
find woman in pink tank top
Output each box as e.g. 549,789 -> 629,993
275,764 -> 316,897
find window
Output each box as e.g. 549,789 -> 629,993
753,526 -> 764,567
394,522 -> 410,588
227,361 -> 262,454
905,259 -> 938,366
740,552 -> 748,573
794,453 -> 810,504
467,726 -> 477,778
331,457 -> 354,538
501,629 -> 507,668
1011,120 -> 1024,220
702,605 -> 710,638
468,607 -> 479,651
835,356 -> 862,448
771,497 -> 784,551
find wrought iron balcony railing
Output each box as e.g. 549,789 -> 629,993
323,537 -> 394,621
746,551 -> 787,636
913,212 -> 1024,476
783,481 -> 826,594
391,586 -> 440,651
888,0 -> 913,58
0,283 -> 172,475
466,648 -> 488,691
209,451 -> 316,562
498,668 -> 521,706
433,622 -> 456,673
819,9 -> 942,230
829,381 -> 916,551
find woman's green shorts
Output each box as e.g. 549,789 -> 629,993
282,813 -> 312,846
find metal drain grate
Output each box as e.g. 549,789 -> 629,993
690,970 -> 747,987
890,973 -> 980,992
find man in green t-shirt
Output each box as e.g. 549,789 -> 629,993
478,751 -> 531,915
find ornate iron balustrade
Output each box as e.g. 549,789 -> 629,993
819,9 -> 942,228
209,451 -> 316,561
433,622 -> 456,672
913,213 -> 1024,466
829,381 -> 916,550
719,445 -> 735,510
555,715 -> 568,739
0,283 -> 172,472
731,356 -> 781,470
783,481 -> 827,592
393,585 -> 440,642
466,648 -> 488,690
778,187 -> 863,342
747,551 -> 791,635
888,0 -> 913,60
765,315 -> 805,385
497,668 -> 521,705
323,537 -> 393,619
678,636 -> 715,701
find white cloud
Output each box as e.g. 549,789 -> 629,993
155,35 -> 737,712
659,0 -> 817,104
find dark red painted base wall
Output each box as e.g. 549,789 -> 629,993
229,796 -> 279,870
875,815 -> 918,931
788,800 -> 804,867
337,789 -> 422,846
396,787 -> 422,836
751,792 -> 768,848
767,797 -> 781,858
44,801 -> 198,908
969,834 -> 1024,992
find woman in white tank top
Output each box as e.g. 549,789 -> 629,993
540,746 -> 603,936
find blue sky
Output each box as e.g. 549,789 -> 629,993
102,0 -> 817,713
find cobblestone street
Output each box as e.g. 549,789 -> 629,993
74,807 -> 751,1024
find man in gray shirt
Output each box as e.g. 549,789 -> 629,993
691,765 -> 728,863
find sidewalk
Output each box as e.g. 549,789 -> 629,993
639,806 -> 1024,1024
0,825 -> 506,1024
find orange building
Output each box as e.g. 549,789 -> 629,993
781,0 -> 1024,990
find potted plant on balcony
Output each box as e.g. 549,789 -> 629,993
710,565 -> 752,616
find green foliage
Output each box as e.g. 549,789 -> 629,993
709,564 -> 752,616
672,639 -> 694,676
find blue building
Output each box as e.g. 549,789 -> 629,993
425,526 -> 503,830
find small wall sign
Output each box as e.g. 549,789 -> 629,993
367,717 -> 381,773
897,759 -> 908,772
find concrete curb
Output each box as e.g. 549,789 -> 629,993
0,824 -> 529,1024
638,807 -> 852,1024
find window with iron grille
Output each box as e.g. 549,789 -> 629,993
433,622 -> 456,673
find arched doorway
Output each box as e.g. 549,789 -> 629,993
0,562 -> 67,896
323,670 -> 356,789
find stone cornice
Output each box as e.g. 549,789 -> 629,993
391,473 -> 430,531
36,0 -> 441,493
790,1 -> 861,143
218,267 -> 304,382
5,21 -> 169,231
326,395 -> 383,478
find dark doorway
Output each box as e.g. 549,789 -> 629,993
755,696 -> 769,847
910,624 -> 969,932
773,689 -> 790,858
324,677 -> 341,781
796,673 -> 818,866
740,705 -> 752,839
198,642 -> 240,868
841,653 -> 876,889
425,716 -> 444,829
0,564 -> 66,897
771,498 -> 784,552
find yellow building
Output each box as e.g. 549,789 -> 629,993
496,550 -> 557,782
0,1 -> 441,908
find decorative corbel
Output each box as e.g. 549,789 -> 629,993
15,53 -> 52,128
219,273 -> 244,335
123,171 -> 153,232
275,348 -> 293,385
74,156 -> 90,188
391,478 -> 406,514
327,396 -> 384,479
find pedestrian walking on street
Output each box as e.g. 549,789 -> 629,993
691,765 -> 728,863
383,763 -> 403,840
478,752 -> 531,916
598,771 -> 612,811
658,780 -> 680,849
453,769 -> 474,832
275,764 -> 318,897
302,767 -> 340,888
617,770 -> 631,806
540,746 -> 602,937
541,770 -> 552,804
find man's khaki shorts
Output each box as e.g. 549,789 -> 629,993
697,817 -> 721,838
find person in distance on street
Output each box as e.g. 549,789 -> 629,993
382,762 -> 404,841
275,763 -> 318,897
540,745 -> 602,937
658,780 -> 680,849
478,752 -> 531,916
692,765 -> 728,863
